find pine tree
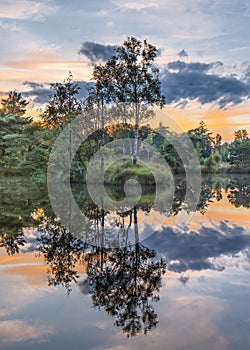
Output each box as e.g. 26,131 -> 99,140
1,91 -> 28,116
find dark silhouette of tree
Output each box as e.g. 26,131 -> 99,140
0,230 -> 26,255
234,129 -> 248,141
0,91 -> 29,116
91,36 -> 165,164
37,221 -> 85,294
82,208 -> 166,337
41,72 -> 82,130
226,177 -> 250,209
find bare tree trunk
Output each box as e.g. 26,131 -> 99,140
101,97 -> 105,171
134,207 -> 139,244
133,103 -> 139,165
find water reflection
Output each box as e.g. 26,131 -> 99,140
226,176 -> 250,209
81,242 -> 166,337
37,208 -> 166,336
0,175 -> 249,339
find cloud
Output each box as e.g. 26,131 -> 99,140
78,42 -> 117,64
23,81 -> 44,89
113,1 -> 159,11
0,319 -> 53,344
22,80 -> 92,104
144,221 -> 250,272
20,58 -> 250,109
160,60 -> 250,108
0,0 -> 58,22
177,49 -> 188,58
0,20 -> 21,31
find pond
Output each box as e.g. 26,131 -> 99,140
0,175 -> 249,350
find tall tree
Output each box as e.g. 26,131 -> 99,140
1,91 -> 29,116
41,72 -> 82,130
92,37 -> 165,164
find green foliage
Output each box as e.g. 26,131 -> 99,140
91,36 -> 165,164
204,155 -> 216,168
228,131 -> 250,169
187,121 -> 214,159
0,113 -> 31,174
212,151 -> 222,164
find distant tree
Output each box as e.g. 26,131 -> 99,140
228,130 -> 250,169
0,112 -> 32,173
203,150 -> 222,172
41,72 -> 82,130
187,121 -> 214,159
0,91 -> 29,117
234,129 -> 248,141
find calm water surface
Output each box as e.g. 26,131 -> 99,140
0,175 -> 249,350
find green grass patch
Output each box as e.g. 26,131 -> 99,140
104,159 -> 171,186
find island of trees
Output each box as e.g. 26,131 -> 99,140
0,37 -> 249,181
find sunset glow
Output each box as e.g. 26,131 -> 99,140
0,1 -> 250,139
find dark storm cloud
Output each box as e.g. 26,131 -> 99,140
160,60 -> 250,108
22,81 -> 93,104
20,58 -> 250,108
78,41 -> 117,64
177,49 -> 188,58
144,221 -> 250,272
23,81 -> 44,89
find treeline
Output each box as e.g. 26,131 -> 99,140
0,94 -> 249,179
0,37 -> 249,178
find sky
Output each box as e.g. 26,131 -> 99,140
0,0 -> 250,139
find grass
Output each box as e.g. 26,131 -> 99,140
104,159 -> 171,186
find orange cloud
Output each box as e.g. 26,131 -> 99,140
152,103 -> 250,140
0,47 -> 92,93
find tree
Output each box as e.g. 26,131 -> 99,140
234,129 -> 248,141
41,72 -> 82,130
228,130 -> 250,169
92,37 -> 165,164
0,91 -> 29,116
187,121 -> 214,159
0,112 -> 32,173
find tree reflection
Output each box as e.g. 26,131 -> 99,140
38,221 -> 85,294
226,176 -> 250,209
170,178 -> 223,215
82,244 -> 166,337
81,208 -> 166,337
0,178 -> 50,254
0,229 -> 26,255
37,208 -> 166,336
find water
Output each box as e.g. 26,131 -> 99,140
0,175 -> 249,349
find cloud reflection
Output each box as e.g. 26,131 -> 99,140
145,221 -> 250,272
